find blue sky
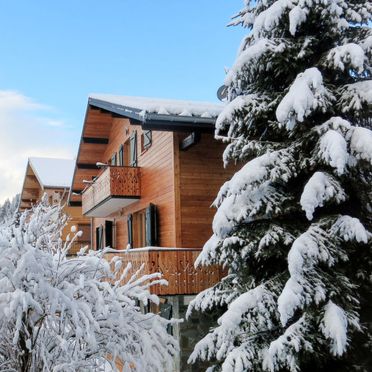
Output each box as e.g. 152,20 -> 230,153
0,0 -> 246,202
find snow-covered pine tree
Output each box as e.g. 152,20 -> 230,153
187,1 -> 372,371
0,194 -> 20,225
0,196 -> 178,371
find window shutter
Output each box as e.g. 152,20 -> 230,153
111,153 -> 117,166
105,220 -> 113,248
118,145 -> 124,166
96,225 -> 104,250
143,130 -> 152,149
127,214 -> 133,248
145,203 -> 158,246
130,131 -> 137,167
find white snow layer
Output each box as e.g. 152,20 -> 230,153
215,94 -> 264,132
224,39 -> 285,85
326,43 -> 366,73
278,215 -> 369,326
340,80 -> 372,113
289,5 -> 309,36
29,157 -> 75,188
276,68 -> 331,130
300,172 -> 346,220
330,215 -> 369,243
264,316 -> 311,372
253,0 -> 292,38
89,94 -> 223,119
212,150 -> 294,237
319,130 -> 349,175
320,301 -> 348,356
350,127 -> 372,164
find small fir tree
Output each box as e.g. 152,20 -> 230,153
0,196 -> 178,371
187,1 -> 372,371
0,194 -> 20,225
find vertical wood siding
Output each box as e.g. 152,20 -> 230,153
177,133 -> 237,248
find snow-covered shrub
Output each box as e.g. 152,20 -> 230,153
188,1 -> 372,371
0,196 -> 178,371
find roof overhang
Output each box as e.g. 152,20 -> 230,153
88,97 -> 216,132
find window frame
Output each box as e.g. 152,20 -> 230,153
141,130 -> 152,152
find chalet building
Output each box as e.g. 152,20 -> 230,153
68,94 -> 236,370
19,157 -> 90,254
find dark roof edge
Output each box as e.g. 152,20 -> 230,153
88,97 -> 216,131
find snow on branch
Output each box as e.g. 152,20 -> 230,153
188,283 -> 280,370
349,127 -> 372,164
320,301 -> 349,357
300,171 -> 346,220
325,43 -> 367,73
224,39 -> 285,86
253,0 -> 293,39
330,215 -> 370,243
318,130 -> 349,175
263,315 -> 312,372
215,94 -> 269,137
276,68 -> 334,130
278,216 -> 369,327
338,80 -> 372,114
186,275 -> 239,319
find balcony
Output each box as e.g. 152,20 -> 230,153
82,166 -> 140,217
105,248 -> 225,295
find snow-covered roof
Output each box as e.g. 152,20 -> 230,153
29,157 -> 75,189
89,94 -> 223,120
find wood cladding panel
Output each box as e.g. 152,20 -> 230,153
177,133 -> 237,248
102,117 -> 129,162
82,109 -> 113,138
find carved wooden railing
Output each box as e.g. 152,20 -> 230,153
105,248 -> 225,295
82,166 -> 140,215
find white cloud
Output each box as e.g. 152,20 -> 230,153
0,90 -> 78,204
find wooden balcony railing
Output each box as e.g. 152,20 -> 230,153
82,166 -> 140,217
105,248 -> 225,295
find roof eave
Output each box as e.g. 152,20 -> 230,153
88,97 -> 216,132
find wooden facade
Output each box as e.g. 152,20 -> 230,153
70,98 -> 236,295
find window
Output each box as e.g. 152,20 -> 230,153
95,222 -> 113,249
141,130 -> 152,151
127,214 -> 133,248
105,220 -> 114,248
145,203 -> 158,246
133,209 -> 146,248
129,131 -> 137,167
118,145 -> 124,166
123,139 -> 130,166
128,204 -> 158,248
111,152 -> 117,166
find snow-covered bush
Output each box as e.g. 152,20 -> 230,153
188,1 -> 372,371
0,196 -> 178,371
